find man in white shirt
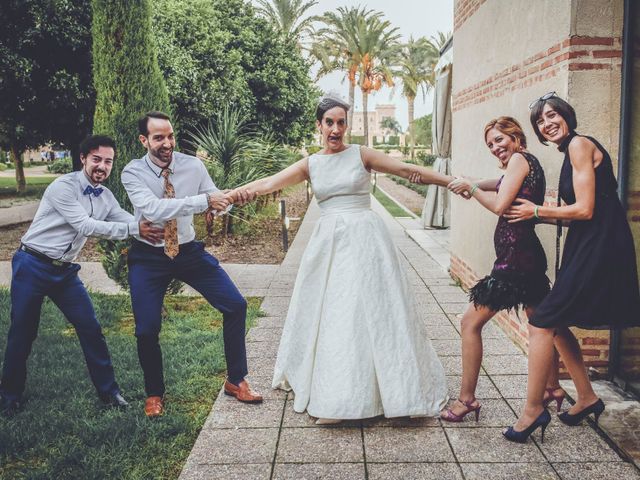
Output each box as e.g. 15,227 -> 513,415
0,135 -> 164,415
122,111 -> 262,418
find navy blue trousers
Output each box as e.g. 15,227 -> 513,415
0,250 -> 120,401
128,240 -> 248,397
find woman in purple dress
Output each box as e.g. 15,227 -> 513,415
441,117 -> 562,423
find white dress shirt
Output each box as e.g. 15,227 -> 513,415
121,151 -> 219,246
21,171 -> 139,262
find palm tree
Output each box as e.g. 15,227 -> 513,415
394,36 -> 439,159
380,117 -> 402,136
352,14 -> 401,146
255,0 -> 318,45
430,30 -> 452,51
313,6 -> 379,141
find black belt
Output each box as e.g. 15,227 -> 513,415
20,244 -> 71,267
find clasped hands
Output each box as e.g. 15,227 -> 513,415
407,173 -> 535,222
206,189 -> 257,211
204,188 -> 258,225
407,172 -> 472,200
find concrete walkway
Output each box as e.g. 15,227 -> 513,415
0,260 -> 278,298
0,201 -> 40,227
178,197 -> 640,480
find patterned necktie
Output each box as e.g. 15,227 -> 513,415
161,169 -> 179,258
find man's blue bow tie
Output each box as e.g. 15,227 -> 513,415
83,185 -> 104,197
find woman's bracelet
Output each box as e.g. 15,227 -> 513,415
534,205 -> 540,219
470,184 -> 479,195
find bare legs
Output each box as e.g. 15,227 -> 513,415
554,327 -> 598,413
455,303 -> 495,411
450,305 -> 562,421
514,324 -> 556,430
513,324 -> 598,431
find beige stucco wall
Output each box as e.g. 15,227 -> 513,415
450,0 -> 623,281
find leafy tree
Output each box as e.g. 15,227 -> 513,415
380,117 -> 402,135
394,36 -> 438,158
0,0 -> 94,192
152,0 -> 317,146
92,0 -> 170,208
413,114 -> 433,149
255,0 -> 318,45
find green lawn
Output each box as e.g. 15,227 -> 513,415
0,176 -> 57,202
389,173 -> 431,196
0,290 -> 262,479
0,176 -> 58,188
373,188 -> 410,217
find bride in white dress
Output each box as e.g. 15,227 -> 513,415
229,94 -> 453,422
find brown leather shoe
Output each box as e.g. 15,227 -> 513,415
224,380 -> 263,404
144,396 -> 164,417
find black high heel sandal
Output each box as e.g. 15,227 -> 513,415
503,409 -> 551,444
558,398 -> 604,426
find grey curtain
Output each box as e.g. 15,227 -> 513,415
422,64 -> 452,228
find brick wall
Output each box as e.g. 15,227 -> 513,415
454,0 -> 487,31
452,36 -> 622,113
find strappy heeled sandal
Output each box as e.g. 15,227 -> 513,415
543,386 -> 566,411
440,398 -> 481,423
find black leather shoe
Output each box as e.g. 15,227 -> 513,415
0,395 -> 22,416
100,392 -> 129,408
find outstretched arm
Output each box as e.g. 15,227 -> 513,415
360,146 -> 454,187
449,153 -> 529,216
227,158 -> 309,202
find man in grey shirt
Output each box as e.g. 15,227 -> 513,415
122,111 -> 262,418
0,135 -> 164,415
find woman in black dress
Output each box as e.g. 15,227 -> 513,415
503,94 -> 640,443
441,117 -> 560,423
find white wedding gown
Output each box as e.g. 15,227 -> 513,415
272,145 -> 448,419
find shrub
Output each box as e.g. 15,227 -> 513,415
188,105 -> 292,234
0,163 -> 6,171
305,145 -> 322,155
98,239 -> 182,294
416,151 -> 437,166
47,158 -> 73,174
349,135 -> 366,145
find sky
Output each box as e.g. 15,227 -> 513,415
253,0 -> 454,131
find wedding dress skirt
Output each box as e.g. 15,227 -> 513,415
272,145 -> 448,419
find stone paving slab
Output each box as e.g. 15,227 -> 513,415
178,196 -> 638,479
272,463 -> 365,479
460,462 -> 558,480
277,428 -> 364,463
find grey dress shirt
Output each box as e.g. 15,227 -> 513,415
21,171 -> 139,262
121,151 -> 219,246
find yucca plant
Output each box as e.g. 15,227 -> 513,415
188,105 -> 291,234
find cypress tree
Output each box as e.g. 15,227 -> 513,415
92,0 -> 170,208
92,0 -> 171,291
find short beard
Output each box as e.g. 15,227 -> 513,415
151,146 -> 173,164
84,166 -> 107,185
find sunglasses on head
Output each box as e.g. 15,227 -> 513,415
528,91 -> 557,109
